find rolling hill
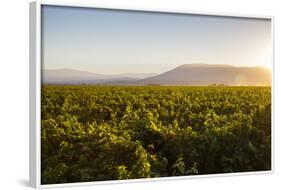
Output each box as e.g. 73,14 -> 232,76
137,64 -> 271,86
42,69 -> 157,84
42,64 -> 271,86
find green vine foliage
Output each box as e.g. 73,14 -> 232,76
41,86 -> 271,184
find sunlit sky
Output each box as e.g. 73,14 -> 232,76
42,5 -> 272,74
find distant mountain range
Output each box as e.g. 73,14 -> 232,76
42,69 -> 157,84
42,64 -> 271,86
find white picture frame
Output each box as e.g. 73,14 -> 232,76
29,1 -> 274,189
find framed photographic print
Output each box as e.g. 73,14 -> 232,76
29,0 -> 274,188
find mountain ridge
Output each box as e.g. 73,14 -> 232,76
42,64 -> 271,86
42,69 -> 158,84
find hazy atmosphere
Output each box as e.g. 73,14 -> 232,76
42,5 -> 272,74
41,5 -> 272,184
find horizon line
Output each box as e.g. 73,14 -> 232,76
42,63 -> 271,75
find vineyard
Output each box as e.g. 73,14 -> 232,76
41,86 -> 271,184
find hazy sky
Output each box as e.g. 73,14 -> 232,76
42,5 -> 272,74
